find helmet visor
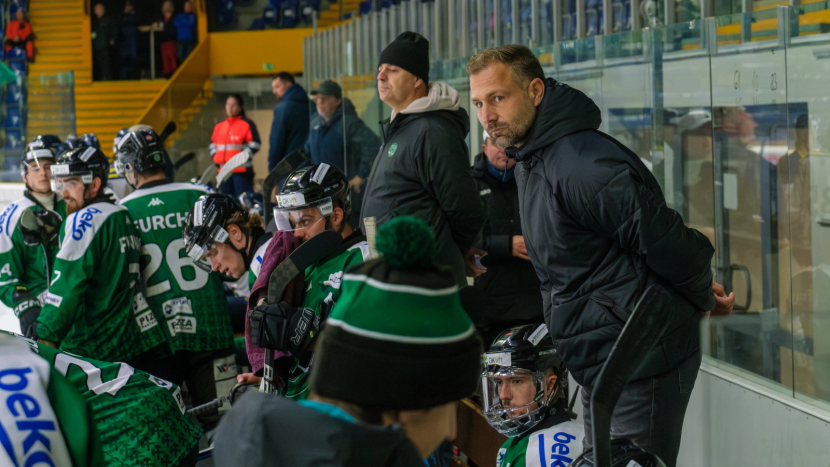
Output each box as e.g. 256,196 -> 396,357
481,365 -> 550,436
185,224 -> 230,262
273,196 -> 333,232
51,165 -> 93,192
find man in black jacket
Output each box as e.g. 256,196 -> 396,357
472,130 -> 543,344
467,45 -> 734,466
360,31 -> 486,287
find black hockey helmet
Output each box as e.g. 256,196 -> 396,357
22,135 -> 61,174
114,129 -> 167,186
183,193 -> 251,272
51,146 -> 110,195
63,136 -> 86,150
274,163 -> 351,232
81,133 -> 101,150
113,127 -> 129,155
482,323 -> 569,436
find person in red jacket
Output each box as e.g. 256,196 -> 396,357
210,94 -> 261,197
5,8 -> 34,61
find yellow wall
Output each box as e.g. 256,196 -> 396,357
208,29 -> 313,76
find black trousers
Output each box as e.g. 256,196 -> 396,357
141,348 -> 238,432
581,349 -> 702,467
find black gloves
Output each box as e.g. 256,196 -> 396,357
18,208 -> 62,248
13,286 -> 41,340
249,302 -> 317,355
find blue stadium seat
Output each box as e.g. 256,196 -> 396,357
279,0 -> 299,28
360,1 -> 372,14
300,0 -> 319,22
5,84 -> 22,104
264,4 -> 278,23
4,107 -> 23,129
4,130 -> 24,152
216,0 -> 235,25
249,16 -> 266,29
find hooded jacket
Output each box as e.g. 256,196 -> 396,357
507,79 -> 716,388
269,84 -> 311,171
361,82 -> 486,287
471,152 -> 543,330
305,98 -> 381,180
213,392 -> 426,467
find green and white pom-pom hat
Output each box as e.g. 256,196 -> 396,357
310,216 -> 484,411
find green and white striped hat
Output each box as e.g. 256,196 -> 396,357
310,217 -> 483,410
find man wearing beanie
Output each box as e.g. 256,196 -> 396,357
360,31 -> 486,288
213,217 -> 483,467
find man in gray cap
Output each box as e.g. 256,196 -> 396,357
360,31 -> 486,287
307,80 -> 381,229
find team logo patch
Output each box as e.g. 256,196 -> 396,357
387,143 -> 398,157
148,197 -> 165,207
43,293 -> 63,307
162,297 -> 193,318
323,271 -> 343,289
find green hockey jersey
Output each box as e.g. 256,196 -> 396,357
0,333 -> 105,467
28,337 -> 202,467
0,193 -> 67,317
37,201 -> 165,362
495,419 -> 584,467
283,237 -> 371,400
118,182 -> 233,353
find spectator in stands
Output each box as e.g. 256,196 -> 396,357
118,1 -> 139,80
269,72 -> 310,171
5,8 -> 34,62
360,32 -> 486,288
470,130 -> 543,344
466,44 -> 734,467
92,3 -> 117,81
174,1 -> 197,63
306,80 -> 381,229
210,94 -> 261,198
158,1 -> 178,78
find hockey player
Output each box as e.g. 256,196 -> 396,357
244,163 -> 371,399
482,324 -> 584,467
0,136 -> 68,336
115,129 -> 237,431
34,146 -> 166,365
0,333 -> 105,467
213,216 -> 484,467
7,332 -> 202,467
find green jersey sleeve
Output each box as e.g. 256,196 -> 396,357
37,202 -> 164,362
0,334 -> 105,467
32,341 -> 202,467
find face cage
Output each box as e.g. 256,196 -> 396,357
185,224 -> 231,272
481,368 -> 555,437
273,197 -> 334,232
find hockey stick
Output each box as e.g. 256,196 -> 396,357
589,284 -> 672,467
158,121 -> 177,143
197,163 -> 219,186
187,396 -> 227,416
215,150 -> 252,187
261,149 -> 307,224
173,152 -> 196,171
258,230 -> 343,394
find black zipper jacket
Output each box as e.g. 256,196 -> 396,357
507,78 -> 716,389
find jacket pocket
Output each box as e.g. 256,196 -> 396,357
589,293 -> 629,326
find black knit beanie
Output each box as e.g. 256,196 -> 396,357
378,31 -> 430,85
309,217 -> 483,411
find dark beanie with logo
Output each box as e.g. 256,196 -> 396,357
309,216 -> 483,411
378,31 -> 430,85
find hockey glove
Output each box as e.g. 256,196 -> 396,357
13,286 -> 42,339
249,302 -> 317,355
18,208 -> 62,248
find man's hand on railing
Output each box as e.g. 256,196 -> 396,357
704,281 -> 735,318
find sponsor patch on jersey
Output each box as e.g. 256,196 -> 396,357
147,197 -> 165,207
480,188 -> 492,196
132,292 -> 150,314
525,421 -> 584,467
43,292 -> 63,307
135,310 -> 159,332
167,316 -> 197,336
323,271 -> 343,289
497,448 -> 506,466
71,207 -> 103,241
484,352 -> 511,367
162,297 -> 193,318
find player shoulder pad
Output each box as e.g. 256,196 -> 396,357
0,334 -> 75,467
0,198 -> 37,253
250,236 -> 273,279
58,203 -> 126,261
346,240 -> 371,263
524,420 -> 585,467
